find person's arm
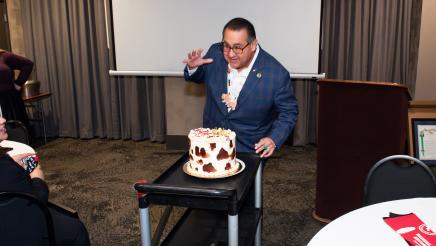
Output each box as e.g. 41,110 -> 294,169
6,52 -> 34,87
11,153 -> 49,203
269,73 -> 298,149
30,165 -> 49,203
183,46 -> 215,83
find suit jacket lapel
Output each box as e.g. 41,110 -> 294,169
213,60 -> 229,115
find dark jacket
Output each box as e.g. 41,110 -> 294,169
0,153 -> 48,202
184,43 -> 298,152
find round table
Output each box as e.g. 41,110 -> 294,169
308,198 -> 436,245
0,140 -> 35,156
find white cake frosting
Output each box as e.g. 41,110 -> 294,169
187,128 -> 238,177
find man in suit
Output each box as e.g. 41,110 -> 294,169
183,17 -> 298,158
0,116 -> 90,246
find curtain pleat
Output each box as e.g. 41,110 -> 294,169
294,0 -> 422,145
292,79 -> 318,146
20,0 -> 166,141
321,0 -> 422,96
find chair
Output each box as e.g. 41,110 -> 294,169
0,192 -> 56,246
362,155 -> 436,206
5,120 -> 30,145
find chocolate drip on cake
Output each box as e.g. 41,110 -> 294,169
200,147 -> 208,158
196,159 -> 203,165
230,140 -> 233,148
189,154 -> 193,160
195,146 -> 200,156
225,163 -> 231,170
217,148 -> 229,160
210,143 -> 216,151
230,148 -> 236,160
203,163 -> 216,173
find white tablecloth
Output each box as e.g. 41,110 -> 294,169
0,140 -> 35,156
308,198 -> 436,246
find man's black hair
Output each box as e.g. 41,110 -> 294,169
222,18 -> 256,42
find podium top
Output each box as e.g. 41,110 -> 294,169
318,79 -> 411,100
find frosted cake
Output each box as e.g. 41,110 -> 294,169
187,128 -> 238,177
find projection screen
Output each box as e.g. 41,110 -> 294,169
110,0 -> 323,78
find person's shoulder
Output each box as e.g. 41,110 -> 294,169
0,153 -> 25,180
0,51 -> 13,59
259,48 -> 288,73
205,43 -> 222,55
1,51 -> 17,62
2,51 -> 33,64
209,42 -> 222,50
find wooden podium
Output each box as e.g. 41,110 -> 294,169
314,79 -> 411,222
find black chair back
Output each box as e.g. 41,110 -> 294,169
363,155 -> 436,206
5,120 -> 30,145
0,192 -> 56,246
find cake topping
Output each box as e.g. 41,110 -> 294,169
189,128 -> 235,140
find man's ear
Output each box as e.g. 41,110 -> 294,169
250,39 -> 258,51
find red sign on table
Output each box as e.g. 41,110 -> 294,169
384,213 -> 436,246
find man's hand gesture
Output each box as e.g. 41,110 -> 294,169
183,48 -> 213,69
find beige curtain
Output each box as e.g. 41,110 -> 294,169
293,79 -> 318,146
321,0 -> 422,96
294,0 -> 422,145
20,0 -> 165,141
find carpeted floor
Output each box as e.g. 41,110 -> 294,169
36,138 -> 324,246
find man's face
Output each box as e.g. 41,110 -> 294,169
222,29 -> 257,70
0,117 -> 8,141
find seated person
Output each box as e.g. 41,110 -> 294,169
0,116 -> 90,246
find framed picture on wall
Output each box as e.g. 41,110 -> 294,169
412,118 -> 436,165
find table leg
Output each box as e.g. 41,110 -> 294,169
255,220 -> 262,246
254,160 -> 263,246
37,101 -> 47,144
228,214 -> 239,246
139,207 -> 152,246
255,161 -> 263,208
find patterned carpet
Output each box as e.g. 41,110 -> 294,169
36,138 -> 323,246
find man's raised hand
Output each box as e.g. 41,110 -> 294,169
183,48 -> 213,69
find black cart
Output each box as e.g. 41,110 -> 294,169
134,152 -> 264,246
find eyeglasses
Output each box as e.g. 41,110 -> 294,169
221,42 -> 251,55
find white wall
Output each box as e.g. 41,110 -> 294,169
415,0 -> 436,100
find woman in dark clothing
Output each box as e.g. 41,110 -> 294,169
0,117 -> 90,246
0,49 -> 34,128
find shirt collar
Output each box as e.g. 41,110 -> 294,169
228,44 -> 260,76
